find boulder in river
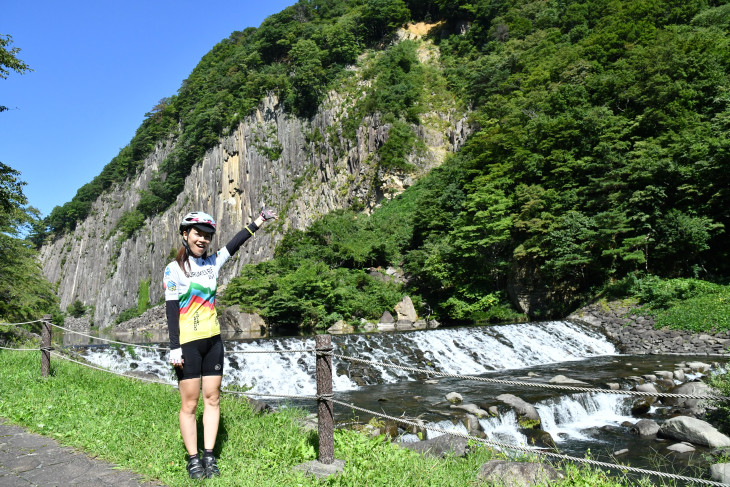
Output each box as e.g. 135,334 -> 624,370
630,419 -> 660,436
451,403 -> 489,418
462,414 -> 485,438
660,416 -> 730,448
548,375 -> 589,385
635,383 -> 659,394
686,362 -> 711,373
661,381 -> 713,416
522,429 -> 558,451
630,398 -> 653,416
445,392 -> 463,404
710,463 -> 730,484
496,394 -> 541,429
667,442 -> 696,453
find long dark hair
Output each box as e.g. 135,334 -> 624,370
175,246 -> 191,277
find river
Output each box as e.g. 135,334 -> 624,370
60,320 -> 728,479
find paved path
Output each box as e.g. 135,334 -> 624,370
0,418 -> 162,486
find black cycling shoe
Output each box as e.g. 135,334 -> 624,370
202,452 -> 220,478
186,455 -> 205,479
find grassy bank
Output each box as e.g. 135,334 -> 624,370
0,345 -> 660,486
603,276 -> 730,333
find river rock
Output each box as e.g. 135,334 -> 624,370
463,414 -> 484,437
655,371 -> 674,380
496,394 -> 541,429
630,419 -> 660,436
710,463 -> 730,484
446,392 -> 463,404
631,399 -> 653,416
394,296 -> 418,323
451,403 -> 489,418
667,442 -> 696,453
383,420 -> 399,438
661,381 -> 713,415
401,434 -> 468,458
327,320 -> 354,334
218,305 -> 266,334
523,429 -> 557,450
686,362 -> 711,373
605,383 -> 620,390
635,383 -> 659,394
427,319 -> 440,328
379,311 -> 395,324
674,369 -> 686,381
548,375 -> 589,385
477,460 -> 563,486
614,449 -> 629,456
660,416 -> 730,448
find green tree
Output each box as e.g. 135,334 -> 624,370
0,163 -> 58,323
360,0 -> 411,41
0,34 -> 32,113
288,39 -> 326,116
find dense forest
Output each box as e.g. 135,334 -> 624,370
4,0 -> 730,326
224,0 -> 730,326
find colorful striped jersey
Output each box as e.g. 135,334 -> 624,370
163,247 -> 231,345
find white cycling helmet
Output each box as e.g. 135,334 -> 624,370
179,211 -> 216,235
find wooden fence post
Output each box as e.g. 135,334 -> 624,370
41,314 -> 51,378
315,334 -> 334,464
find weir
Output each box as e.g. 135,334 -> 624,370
79,320 -> 616,395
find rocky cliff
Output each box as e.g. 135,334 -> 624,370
39,37 -> 472,328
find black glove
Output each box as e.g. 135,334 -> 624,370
260,207 -> 278,222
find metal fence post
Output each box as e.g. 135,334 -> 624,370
315,334 -> 334,464
41,314 -> 51,377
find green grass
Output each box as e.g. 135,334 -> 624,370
0,347 -> 657,486
603,275 -> 730,333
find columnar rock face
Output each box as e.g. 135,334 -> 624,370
39,92 -> 471,328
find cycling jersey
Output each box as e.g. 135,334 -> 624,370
164,247 -> 231,345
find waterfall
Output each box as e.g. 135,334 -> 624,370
535,393 -> 633,442
75,320 -> 614,394
76,320 -> 616,395
401,393 -> 634,447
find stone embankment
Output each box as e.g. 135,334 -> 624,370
569,301 -> 730,356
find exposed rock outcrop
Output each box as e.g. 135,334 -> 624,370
41,80 -> 471,329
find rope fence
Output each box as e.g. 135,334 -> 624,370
0,319 -> 44,326
3,317 -> 730,485
49,323 -> 168,351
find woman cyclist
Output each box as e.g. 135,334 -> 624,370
164,208 -> 277,479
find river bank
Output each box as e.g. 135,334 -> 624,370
569,301 -> 730,356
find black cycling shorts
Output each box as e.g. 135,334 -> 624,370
175,335 -> 224,381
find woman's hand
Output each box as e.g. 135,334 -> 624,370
169,347 -> 183,368
256,207 -> 278,226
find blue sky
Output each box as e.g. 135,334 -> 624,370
2,0 -> 296,218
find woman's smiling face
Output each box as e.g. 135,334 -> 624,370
184,227 -> 212,257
